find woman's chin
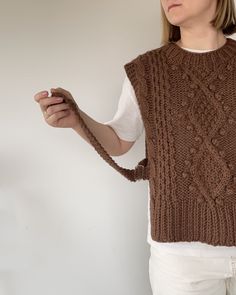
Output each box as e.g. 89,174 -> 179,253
167,17 -> 187,28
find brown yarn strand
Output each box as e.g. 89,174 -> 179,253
51,91 -> 149,182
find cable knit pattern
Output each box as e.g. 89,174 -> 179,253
124,37 -> 236,246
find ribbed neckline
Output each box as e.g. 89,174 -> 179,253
181,47 -> 212,52
174,37 -> 229,54
165,37 -> 236,66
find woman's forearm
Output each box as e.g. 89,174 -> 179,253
72,108 -> 122,157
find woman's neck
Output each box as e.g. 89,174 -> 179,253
175,34 -> 227,51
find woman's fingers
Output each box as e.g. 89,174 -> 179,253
40,97 -> 64,107
35,95 -> 64,114
34,91 -> 49,102
51,89 -> 80,115
34,88 -> 79,127
51,87 -> 72,98
46,110 -> 69,125
46,102 -> 70,116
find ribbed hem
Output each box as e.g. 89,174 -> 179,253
150,198 -> 236,246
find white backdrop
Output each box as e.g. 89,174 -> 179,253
0,0 -> 160,294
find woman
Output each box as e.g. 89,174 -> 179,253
34,0 -> 236,294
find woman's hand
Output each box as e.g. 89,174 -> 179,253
34,87 -> 80,128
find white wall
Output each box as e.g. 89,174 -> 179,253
0,0 -> 160,294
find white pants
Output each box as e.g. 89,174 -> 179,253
149,246 -> 236,295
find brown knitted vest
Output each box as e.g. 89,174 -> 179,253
53,37 -> 236,246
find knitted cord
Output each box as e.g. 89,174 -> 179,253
51,91 -> 149,182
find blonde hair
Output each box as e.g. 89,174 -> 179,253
160,0 -> 236,45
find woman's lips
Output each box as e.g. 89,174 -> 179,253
168,4 -> 182,11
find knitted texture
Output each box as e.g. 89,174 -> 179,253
52,37 -> 236,246
124,37 -> 236,246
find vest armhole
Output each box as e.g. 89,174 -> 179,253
124,57 -> 139,96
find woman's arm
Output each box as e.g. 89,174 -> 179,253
34,88 -> 135,157
72,108 -> 135,156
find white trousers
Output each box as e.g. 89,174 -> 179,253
149,246 -> 236,295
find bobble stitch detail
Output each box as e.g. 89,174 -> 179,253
215,93 -> 222,100
219,150 -> 226,157
182,172 -> 188,178
182,73 -> 188,80
209,84 -> 216,91
219,128 -> 226,136
194,136 -> 202,143
211,138 -> 219,146
190,147 -> 196,154
228,163 -> 234,170
189,184 -> 195,191
184,159 -> 191,166
215,198 -> 224,206
218,74 -> 225,80
227,64 -> 233,71
181,100 -> 188,106
228,117 -> 234,124
186,125 -> 193,130
223,105 -> 230,112
187,91 -> 195,98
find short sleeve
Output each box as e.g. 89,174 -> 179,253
103,74 -> 144,142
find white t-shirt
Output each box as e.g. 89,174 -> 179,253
104,46 -> 236,257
